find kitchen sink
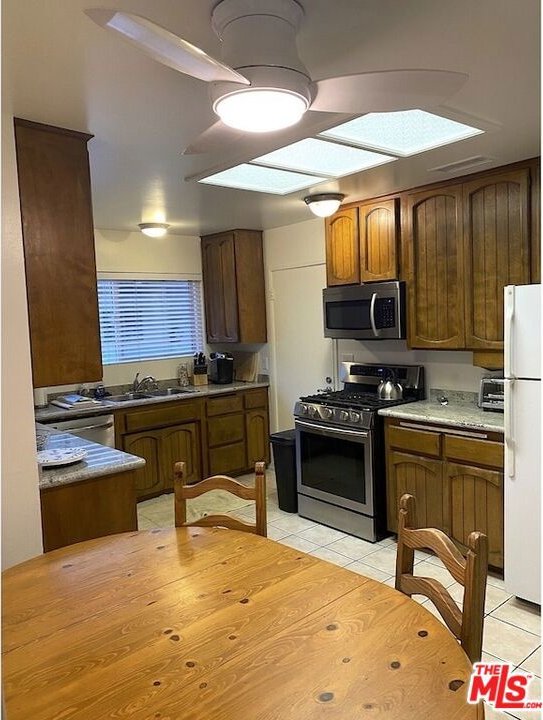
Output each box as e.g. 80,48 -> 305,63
145,387 -> 194,396
105,392 -> 152,402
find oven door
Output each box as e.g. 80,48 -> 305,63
295,420 -> 374,516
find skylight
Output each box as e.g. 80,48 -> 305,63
321,109 -> 484,157
199,163 -> 326,195
253,138 -> 395,177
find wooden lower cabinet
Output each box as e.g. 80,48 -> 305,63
385,418 -> 504,569
122,422 -> 201,500
122,431 -> 163,498
161,423 -> 201,491
446,462 -> 504,569
40,470 -> 137,552
246,409 -> 270,468
386,452 -> 447,534
117,389 -> 270,501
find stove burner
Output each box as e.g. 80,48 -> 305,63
299,390 -> 408,411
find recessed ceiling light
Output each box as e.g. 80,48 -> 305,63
321,109 -> 484,157
199,163 -> 326,195
253,138 -> 395,177
138,222 -> 170,237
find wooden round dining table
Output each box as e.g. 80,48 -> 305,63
2,527 -> 481,719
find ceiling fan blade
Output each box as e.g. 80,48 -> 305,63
311,70 -> 468,114
85,9 -> 250,85
183,121 -> 247,155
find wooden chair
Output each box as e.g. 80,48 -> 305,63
174,461 -> 267,537
395,493 -> 488,664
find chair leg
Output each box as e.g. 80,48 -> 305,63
395,494 -> 416,592
254,461 -> 267,537
174,462 -> 188,528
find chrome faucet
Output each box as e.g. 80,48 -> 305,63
132,373 -> 159,392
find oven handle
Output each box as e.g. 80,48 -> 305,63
369,292 -> 380,337
295,420 -> 369,439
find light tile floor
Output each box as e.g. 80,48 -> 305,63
138,469 -> 541,718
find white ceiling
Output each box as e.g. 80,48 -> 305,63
3,0 -> 540,235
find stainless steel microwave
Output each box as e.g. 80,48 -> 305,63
323,281 -> 406,340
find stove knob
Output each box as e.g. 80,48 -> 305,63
299,403 -> 308,415
321,407 -> 333,420
339,410 -> 349,422
350,411 -> 361,423
308,406 -> 317,417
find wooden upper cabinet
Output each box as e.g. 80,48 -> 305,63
201,233 -> 239,342
14,118 -> 102,387
404,185 -> 465,349
463,169 -> 531,350
325,208 -> 360,286
201,230 -> 267,344
359,199 -> 399,281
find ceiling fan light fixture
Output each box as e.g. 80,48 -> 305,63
304,193 -> 345,218
214,88 -> 308,133
138,222 -> 170,238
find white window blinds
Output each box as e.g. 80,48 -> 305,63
97,279 -> 203,364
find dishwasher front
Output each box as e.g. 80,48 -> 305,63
46,415 -> 116,447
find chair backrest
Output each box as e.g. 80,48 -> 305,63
174,461 -> 267,537
396,494 -> 488,664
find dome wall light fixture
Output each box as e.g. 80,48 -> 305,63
304,193 -> 345,218
138,222 -> 170,238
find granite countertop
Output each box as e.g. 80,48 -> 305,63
36,424 -> 146,490
35,380 -> 270,423
378,395 -> 504,433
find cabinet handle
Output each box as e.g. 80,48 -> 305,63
398,421 -> 488,440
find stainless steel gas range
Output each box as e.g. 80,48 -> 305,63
294,362 -> 425,542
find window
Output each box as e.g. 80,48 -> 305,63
97,278 -> 203,364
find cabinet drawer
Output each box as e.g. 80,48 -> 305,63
387,424 -> 441,458
209,442 -> 246,475
444,435 -> 504,469
244,388 -> 268,409
208,414 -> 245,447
124,401 -> 200,433
207,394 -> 243,416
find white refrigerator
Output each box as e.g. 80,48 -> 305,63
504,284 -> 541,604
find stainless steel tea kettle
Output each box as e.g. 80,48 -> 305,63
377,371 -> 403,400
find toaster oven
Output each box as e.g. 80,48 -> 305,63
478,377 -> 505,412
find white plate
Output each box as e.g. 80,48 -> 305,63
37,448 -> 87,467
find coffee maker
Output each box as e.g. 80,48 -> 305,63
209,353 -> 234,384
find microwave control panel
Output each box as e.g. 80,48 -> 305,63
375,298 -> 396,328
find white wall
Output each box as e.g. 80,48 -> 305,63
1,113 -> 43,568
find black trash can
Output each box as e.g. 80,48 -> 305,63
270,429 -> 298,513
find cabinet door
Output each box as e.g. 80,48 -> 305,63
463,169 -> 531,350
325,208 -> 360,286
122,431 -> 163,500
245,409 -> 270,467
14,119 -> 102,387
386,451 -> 447,534
446,462 -> 503,569
201,233 -> 239,342
359,199 -> 399,281
160,423 -> 201,490
404,186 -> 465,349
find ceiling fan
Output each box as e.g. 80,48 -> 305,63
86,0 -> 468,155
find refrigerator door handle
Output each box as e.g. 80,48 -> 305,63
504,378 -> 515,478
504,285 -> 515,378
